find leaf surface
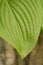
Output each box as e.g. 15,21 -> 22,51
41,0 -> 43,31
0,0 -> 42,58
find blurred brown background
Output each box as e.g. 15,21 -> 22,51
0,34 -> 43,65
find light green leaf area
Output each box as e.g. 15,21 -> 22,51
41,0 -> 43,31
0,0 -> 42,58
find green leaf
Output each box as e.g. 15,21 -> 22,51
0,0 -> 42,58
40,0 -> 43,32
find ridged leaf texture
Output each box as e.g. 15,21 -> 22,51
0,0 -> 42,58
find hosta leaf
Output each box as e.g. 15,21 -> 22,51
0,0 -> 42,58
40,0 -> 43,31
40,0 -> 43,33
